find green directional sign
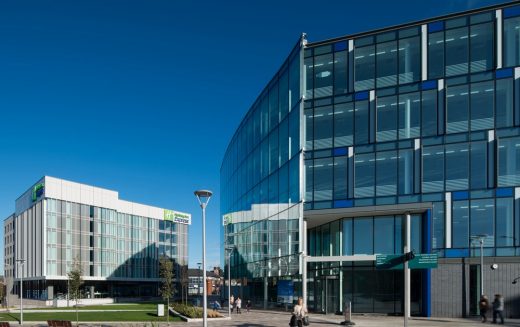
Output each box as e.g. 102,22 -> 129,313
376,253 -> 438,270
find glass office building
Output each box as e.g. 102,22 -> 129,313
221,2 -> 520,318
4,176 -> 189,303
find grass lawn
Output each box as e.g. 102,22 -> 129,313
0,310 -> 182,322
29,302 -> 163,311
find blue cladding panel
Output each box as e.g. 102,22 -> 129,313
334,41 -> 348,52
428,21 -> 444,33
445,248 -> 470,258
333,147 -> 348,156
334,200 -> 353,208
496,68 -> 513,79
504,5 -> 520,18
421,80 -> 437,90
355,91 -> 369,101
452,191 -> 469,200
496,188 -> 514,197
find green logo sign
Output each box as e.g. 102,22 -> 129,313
223,214 -> 232,226
32,183 -> 45,202
164,209 -> 191,225
376,253 -> 438,270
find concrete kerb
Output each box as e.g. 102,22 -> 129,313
168,307 -> 231,323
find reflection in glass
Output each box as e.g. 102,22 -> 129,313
470,81 -> 494,131
314,54 -> 334,98
496,78 -> 514,128
374,216 -> 394,254
496,198 -> 514,247
334,51 -> 348,94
469,22 -> 494,73
334,156 -> 348,200
498,137 -> 520,186
446,84 -> 469,133
334,102 -> 354,147
504,16 -> 520,67
376,41 -> 397,88
422,145 -> 444,193
398,149 -> 413,195
398,92 -> 421,139
428,31 -> 444,79
399,36 -> 421,84
445,142 -> 469,191
376,96 -> 397,142
355,153 -> 375,198
445,27 -> 469,76
354,217 -> 373,254
452,200 -> 469,248
470,142 -> 487,190
314,106 -> 333,149
355,100 -> 369,144
314,158 -> 333,201
470,199 -> 494,247
376,151 -> 398,196
355,45 -> 375,91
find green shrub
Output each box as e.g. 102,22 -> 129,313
171,303 -> 223,319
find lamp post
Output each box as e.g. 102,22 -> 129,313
471,234 -> 487,296
194,189 -> 212,327
197,262 -> 202,297
15,259 -> 25,325
225,246 -> 235,317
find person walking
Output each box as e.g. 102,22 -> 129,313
492,294 -> 504,324
246,300 -> 252,313
479,295 -> 489,323
230,294 -> 235,313
290,297 -> 308,327
236,296 -> 242,314
212,300 -> 221,312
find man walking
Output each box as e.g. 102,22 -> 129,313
492,294 -> 504,325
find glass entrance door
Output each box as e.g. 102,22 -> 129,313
324,276 -> 339,314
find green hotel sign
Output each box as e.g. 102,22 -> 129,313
222,214 -> 232,226
32,183 -> 45,202
164,209 -> 191,225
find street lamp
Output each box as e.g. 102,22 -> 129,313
471,234 -> 487,296
194,189 -> 212,327
15,259 -> 25,325
197,262 -> 202,297
225,245 -> 235,317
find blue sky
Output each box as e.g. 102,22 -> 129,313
0,0 -> 506,271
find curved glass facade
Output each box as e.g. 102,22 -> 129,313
220,37 -> 304,302
222,2 -> 520,318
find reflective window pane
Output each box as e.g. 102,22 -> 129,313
355,100 -> 369,144
314,105 -> 333,149
374,216 -> 394,254
452,200 -> 469,248
470,22 -> 494,72
421,89 -> 438,137
470,199 -> 494,247
355,45 -> 375,91
445,142 -> 469,191
504,16 -> 520,67
496,198 -> 514,247
334,157 -> 348,200
334,102 -> 354,147
314,54 -> 333,98
428,31 -> 445,79
398,149 -> 414,195
446,84 -> 469,134
445,27 -> 469,76
498,137 -> 520,186
432,202 -> 445,249
398,36 -> 421,84
355,153 -> 375,198
376,96 -> 397,142
305,159 -> 313,202
342,218 -> 353,255
470,81 -> 494,131
422,145 -> 444,193
354,217 -> 373,254
496,78 -> 514,128
398,92 -> 421,139
470,141 -> 487,190
376,151 -> 398,196
334,51 -> 348,95
376,41 -> 397,88
314,158 -> 333,201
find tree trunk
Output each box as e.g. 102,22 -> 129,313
167,297 -> 170,325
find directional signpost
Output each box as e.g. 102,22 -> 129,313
376,253 -> 438,270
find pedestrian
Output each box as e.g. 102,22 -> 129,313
212,300 -> 221,312
492,294 -> 504,324
230,294 -> 235,313
246,299 -> 252,313
236,296 -> 242,314
479,295 -> 489,322
289,297 -> 308,327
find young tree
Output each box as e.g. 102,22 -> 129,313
67,257 -> 84,327
180,265 -> 189,305
159,256 -> 174,324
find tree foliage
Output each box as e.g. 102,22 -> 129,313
67,257 -> 84,326
159,255 -> 175,324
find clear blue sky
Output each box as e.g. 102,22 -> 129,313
0,0 -> 506,271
